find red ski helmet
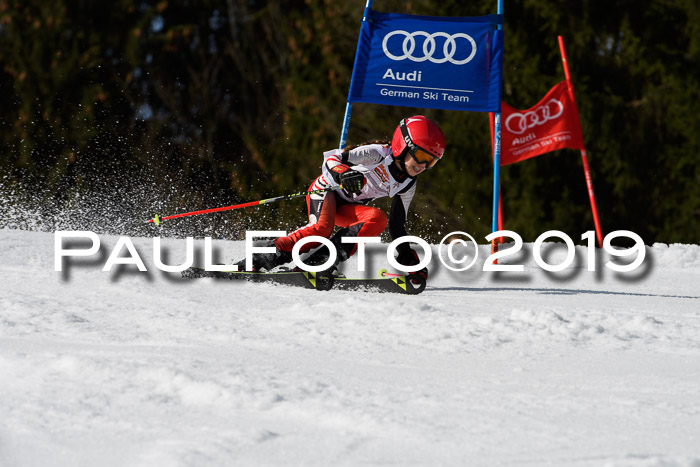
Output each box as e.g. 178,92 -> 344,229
391,115 -> 445,169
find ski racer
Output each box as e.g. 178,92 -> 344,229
238,115 -> 446,280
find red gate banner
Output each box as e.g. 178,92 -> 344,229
494,81 -> 585,166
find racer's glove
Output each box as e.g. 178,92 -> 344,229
397,248 -> 428,284
330,164 -> 365,195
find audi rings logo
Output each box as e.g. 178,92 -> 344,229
505,99 -> 565,135
382,30 -> 477,65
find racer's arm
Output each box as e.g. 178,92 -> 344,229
388,180 -> 427,281
388,179 -> 417,257
324,144 -> 386,173
388,179 -> 428,281
323,144 -> 386,195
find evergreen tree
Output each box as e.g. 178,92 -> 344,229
0,0 -> 697,243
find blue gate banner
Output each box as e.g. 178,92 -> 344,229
348,11 -> 503,112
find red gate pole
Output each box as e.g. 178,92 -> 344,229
558,35 -> 604,247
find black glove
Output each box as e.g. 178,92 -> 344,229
340,170 -> 365,195
330,164 -> 365,195
397,248 -> 428,283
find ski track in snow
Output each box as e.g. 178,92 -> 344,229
1,229 -> 699,466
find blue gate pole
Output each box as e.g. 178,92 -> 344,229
491,0 -> 504,235
338,0 -> 374,149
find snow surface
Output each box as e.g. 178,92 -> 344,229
1,228 -> 699,466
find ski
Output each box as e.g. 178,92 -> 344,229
181,267 -> 334,291
333,271 -> 426,294
180,267 -> 426,295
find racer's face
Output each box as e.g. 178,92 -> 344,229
403,155 -> 428,177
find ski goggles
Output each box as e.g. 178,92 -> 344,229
409,147 -> 440,169
399,120 -> 440,169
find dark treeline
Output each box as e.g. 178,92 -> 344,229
0,0 -> 698,243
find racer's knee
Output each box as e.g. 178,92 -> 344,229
359,208 -> 388,237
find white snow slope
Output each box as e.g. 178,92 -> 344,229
1,228 -> 699,467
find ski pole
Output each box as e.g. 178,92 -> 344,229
146,185 -> 343,225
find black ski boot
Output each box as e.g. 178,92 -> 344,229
299,228 -> 355,277
234,241 -> 292,272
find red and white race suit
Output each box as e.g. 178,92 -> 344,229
274,144 -> 417,257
